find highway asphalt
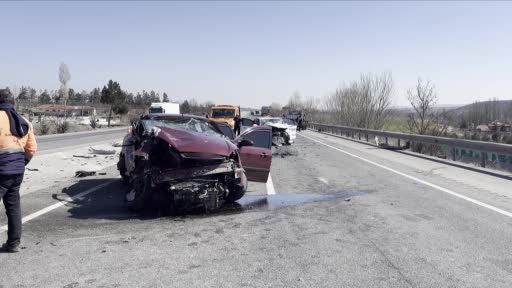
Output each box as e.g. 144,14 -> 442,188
36,127 -> 128,155
1,129 -> 512,287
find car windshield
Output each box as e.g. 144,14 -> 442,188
148,107 -> 163,114
211,109 -> 235,118
143,117 -> 223,138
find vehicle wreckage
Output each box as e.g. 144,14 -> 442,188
118,114 -> 272,213
241,117 -> 297,146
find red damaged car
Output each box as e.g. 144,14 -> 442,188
117,114 -> 272,213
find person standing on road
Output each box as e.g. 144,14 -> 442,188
233,114 -> 242,136
0,89 -> 37,253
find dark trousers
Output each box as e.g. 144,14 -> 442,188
0,174 -> 23,247
234,125 -> 241,136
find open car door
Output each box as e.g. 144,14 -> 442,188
236,126 -> 272,182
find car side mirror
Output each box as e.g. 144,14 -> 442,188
238,139 -> 253,147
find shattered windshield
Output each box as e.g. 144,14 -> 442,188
144,118 -> 223,137
211,109 -> 235,118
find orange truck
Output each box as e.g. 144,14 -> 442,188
209,105 -> 240,129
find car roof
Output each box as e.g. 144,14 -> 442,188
141,113 -> 207,120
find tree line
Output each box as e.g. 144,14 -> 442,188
9,85 -> 170,106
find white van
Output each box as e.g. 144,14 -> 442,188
149,102 -> 180,114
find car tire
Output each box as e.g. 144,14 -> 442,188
226,173 -> 247,203
126,175 -> 152,212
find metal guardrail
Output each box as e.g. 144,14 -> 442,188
308,122 -> 512,168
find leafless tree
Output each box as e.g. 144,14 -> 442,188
407,78 -> 447,135
58,63 -> 71,104
322,72 -> 393,129
270,102 -> 282,116
287,91 -> 303,110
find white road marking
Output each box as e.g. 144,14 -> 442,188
299,133 -> 512,219
266,174 -> 276,195
318,177 -> 329,184
0,180 -> 117,232
60,235 -> 113,242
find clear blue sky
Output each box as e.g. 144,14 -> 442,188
1,1 -> 511,107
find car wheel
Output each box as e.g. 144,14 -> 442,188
126,175 -> 152,212
226,173 -> 247,203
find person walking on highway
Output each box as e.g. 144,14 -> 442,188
0,89 -> 37,253
233,115 -> 242,136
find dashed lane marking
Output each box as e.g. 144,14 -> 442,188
299,133 -> 512,219
266,174 -> 276,195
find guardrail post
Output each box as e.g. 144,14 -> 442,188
365,134 -> 369,142
398,138 -> 401,147
358,131 -> 361,140
481,152 -> 486,168
385,137 -> 388,145
452,147 -> 456,161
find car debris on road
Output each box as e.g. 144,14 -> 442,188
75,171 -> 97,177
89,148 -> 116,155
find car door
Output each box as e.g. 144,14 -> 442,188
236,126 -> 272,182
241,118 -> 255,132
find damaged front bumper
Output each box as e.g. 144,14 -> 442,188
152,162 -> 245,185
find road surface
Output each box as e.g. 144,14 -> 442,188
1,129 -> 512,287
36,127 -> 127,155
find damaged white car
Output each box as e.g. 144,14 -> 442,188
241,117 -> 297,146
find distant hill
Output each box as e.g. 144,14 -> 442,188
389,104 -> 462,117
448,100 -> 512,116
446,100 -> 512,126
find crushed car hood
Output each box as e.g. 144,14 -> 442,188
155,126 -> 237,157
266,123 -> 289,130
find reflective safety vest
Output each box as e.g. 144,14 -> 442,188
0,111 -> 37,175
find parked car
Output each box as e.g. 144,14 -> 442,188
118,114 -> 272,213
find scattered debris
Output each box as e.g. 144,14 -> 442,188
112,142 -> 123,147
73,155 -> 95,159
101,249 -> 107,253
89,147 -> 116,155
75,170 -> 96,177
98,172 -> 107,175
26,168 -> 39,171
50,242 -> 57,246
344,198 -> 351,202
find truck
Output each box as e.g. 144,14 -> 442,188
149,102 -> 180,114
261,106 -> 271,116
209,105 -> 240,129
284,110 -> 304,123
